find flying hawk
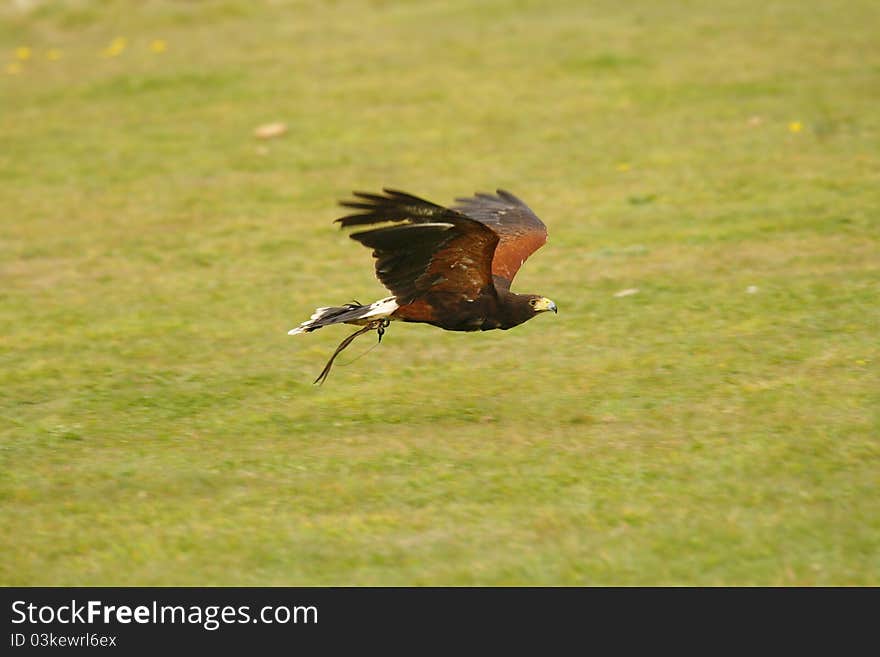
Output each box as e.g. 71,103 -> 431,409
289,188 -> 557,383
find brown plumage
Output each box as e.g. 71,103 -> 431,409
289,188 -> 557,383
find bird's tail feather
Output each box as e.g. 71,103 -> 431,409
288,296 -> 398,335
287,302 -> 366,335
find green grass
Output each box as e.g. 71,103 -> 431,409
1,0 -> 878,585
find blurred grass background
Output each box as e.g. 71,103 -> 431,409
1,0 -> 878,585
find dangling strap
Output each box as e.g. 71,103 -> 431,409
313,324 -> 376,385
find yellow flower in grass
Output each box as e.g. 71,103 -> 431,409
15,46 -> 32,61
102,37 -> 127,58
46,49 -> 63,61
788,121 -> 803,133
149,39 -> 167,54
616,162 -> 631,172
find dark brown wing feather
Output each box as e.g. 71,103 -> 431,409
336,189 -> 499,306
452,189 -> 547,287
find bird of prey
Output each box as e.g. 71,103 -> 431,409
289,188 -> 557,383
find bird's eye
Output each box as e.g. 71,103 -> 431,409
529,299 -> 537,307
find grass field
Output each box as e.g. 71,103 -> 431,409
1,0 -> 878,585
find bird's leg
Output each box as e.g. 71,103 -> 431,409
376,318 -> 390,343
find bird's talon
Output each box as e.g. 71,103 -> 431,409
375,318 -> 389,343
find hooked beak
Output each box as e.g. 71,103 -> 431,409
535,297 -> 558,314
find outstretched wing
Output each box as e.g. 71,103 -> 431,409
336,189 -> 499,305
452,189 -> 547,288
